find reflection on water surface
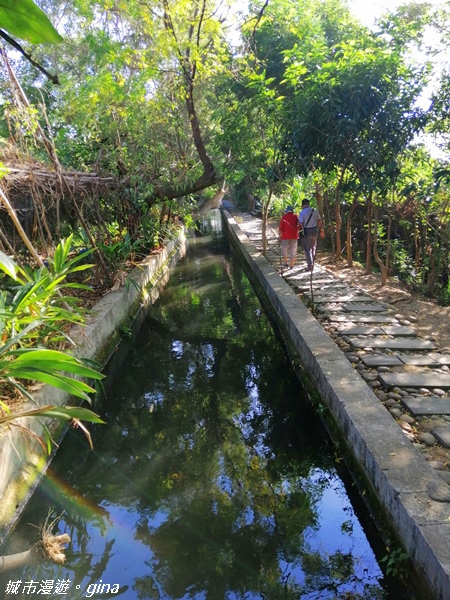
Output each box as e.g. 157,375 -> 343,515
1,213 -> 397,599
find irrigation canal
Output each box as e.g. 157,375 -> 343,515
0,212 -> 415,599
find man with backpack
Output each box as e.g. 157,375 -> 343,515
299,198 -> 325,270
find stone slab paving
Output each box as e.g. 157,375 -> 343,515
329,314 -> 399,324
337,325 -> 385,335
431,426 -> 450,448
288,276 -> 337,285
314,295 -> 374,304
226,212 -> 450,597
312,283 -> 350,290
429,353 -> 450,366
401,396 -> 450,416
337,325 -> 416,336
362,355 -> 405,367
343,303 -> 387,312
397,355 -> 443,367
317,304 -> 344,312
381,325 -> 417,336
296,283 -> 349,292
349,338 -> 437,350
303,287 -> 355,296
378,372 -> 450,389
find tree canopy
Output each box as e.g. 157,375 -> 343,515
0,0 -> 450,300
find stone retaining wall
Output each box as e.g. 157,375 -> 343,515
222,210 -> 450,600
0,229 -> 187,545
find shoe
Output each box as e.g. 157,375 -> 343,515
283,263 -> 288,268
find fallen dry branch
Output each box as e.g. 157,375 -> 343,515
0,513 -> 70,573
3,164 -> 116,192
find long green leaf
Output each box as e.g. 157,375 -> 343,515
0,0 -> 63,43
10,350 -> 104,379
0,320 -> 42,354
53,235 -> 73,272
0,404 -> 105,424
0,250 -> 18,280
6,367 -> 95,400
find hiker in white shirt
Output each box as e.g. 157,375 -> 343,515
299,198 -> 325,270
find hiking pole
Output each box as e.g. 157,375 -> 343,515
309,226 -> 324,314
309,238 -> 315,309
279,238 -> 284,275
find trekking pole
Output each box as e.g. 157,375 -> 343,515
309,238 -> 314,308
309,227 -> 323,313
279,238 -> 284,275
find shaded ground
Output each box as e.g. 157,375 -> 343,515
318,251 -> 450,355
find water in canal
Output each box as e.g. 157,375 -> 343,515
1,212 -> 407,599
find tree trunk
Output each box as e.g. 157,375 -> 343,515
334,166 -> 346,260
414,217 -> 421,272
198,183 -> 228,218
155,0 -> 218,205
345,194 -> 359,268
262,186 -> 274,256
313,177 -> 324,218
373,205 -> 392,287
365,192 -> 373,274
427,246 -> 438,295
335,196 -> 342,259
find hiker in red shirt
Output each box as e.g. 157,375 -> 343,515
279,205 -> 300,269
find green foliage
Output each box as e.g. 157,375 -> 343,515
389,239 -> 421,288
0,243 -> 104,450
380,546 -> 410,579
0,0 -> 62,43
2,344 -> 104,403
0,404 -> 104,425
96,231 -> 142,272
439,283 -> 450,307
0,235 -> 93,346
0,0 -> 449,306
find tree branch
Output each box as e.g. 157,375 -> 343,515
0,30 -> 59,84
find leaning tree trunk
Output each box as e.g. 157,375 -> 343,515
198,182 -> 228,218
154,0 -> 218,205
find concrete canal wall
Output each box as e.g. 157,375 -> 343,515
0,229 -> 187,545
222,209 -> 450,600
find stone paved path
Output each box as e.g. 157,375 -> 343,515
235,211 -> 450,485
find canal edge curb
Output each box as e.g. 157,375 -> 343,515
222,209 -> 450,600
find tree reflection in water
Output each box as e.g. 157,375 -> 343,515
0,221 -> 390,600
